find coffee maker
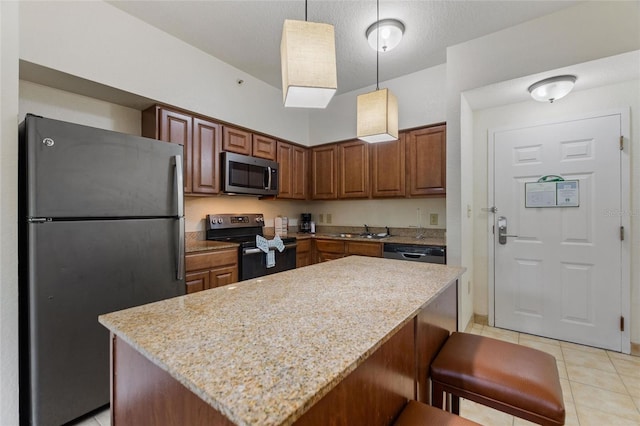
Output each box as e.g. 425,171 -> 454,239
299,213 -> 312,233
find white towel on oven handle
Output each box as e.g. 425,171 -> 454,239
256,235 -> 285,268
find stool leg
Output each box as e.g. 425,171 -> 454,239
451,395 -> 460,415
432,381 -> 444,410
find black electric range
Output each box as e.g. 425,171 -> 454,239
205,213 -> 297,280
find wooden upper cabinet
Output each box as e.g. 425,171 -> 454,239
311,144 -> 338,200
371,136 -> 405,198
222,126 -> 252,155
291,145 -> 308,199
192,118 -> 222,194
406,125 -> 446,197
277,142 -> 308,200
277,142 -> 294,198
252,134 -> 277,160
143,107 -> 193,194
338,140 -> 369,199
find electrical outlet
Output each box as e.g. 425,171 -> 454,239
319,213 -> 324,223
430,213 -> 438,226
326,213 -> 332,224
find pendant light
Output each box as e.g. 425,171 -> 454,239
281,0 -> 337,108
357,0 -> 399,143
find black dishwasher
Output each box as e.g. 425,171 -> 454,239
383,243 -> 446,264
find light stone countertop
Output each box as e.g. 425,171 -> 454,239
99,256 -> 465,426
186,239 -> 239,254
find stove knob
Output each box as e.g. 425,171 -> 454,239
217,218 -> 224,224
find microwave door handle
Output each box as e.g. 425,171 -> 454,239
265,166 -> 272,190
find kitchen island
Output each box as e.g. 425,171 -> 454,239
99,256 -> 465,426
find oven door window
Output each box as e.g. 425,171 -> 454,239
241,247 -> 296,281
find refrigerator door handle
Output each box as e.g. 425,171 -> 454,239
174,155 -> 184,217
174,155 -> 185,280
177,217 -> 185,280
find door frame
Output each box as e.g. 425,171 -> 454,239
487,108 -> 631,353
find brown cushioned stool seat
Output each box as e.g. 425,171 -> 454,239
430,332 -> 565,425
394,401 -> 482,426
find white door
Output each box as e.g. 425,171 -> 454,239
492,113 -> 627,351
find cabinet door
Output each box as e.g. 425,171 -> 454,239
346,241 -> 382,257
407,125 -> 446,197
252,135 -> 277,160
311,145 -> 338,200
277,142 -> 294,198
208,265 -> 238,289
296,239 -> 313,268
186,271 -> 208,294
371,136 -> 405,197
158,108 -> 193,193
338,140 -> 369,199
192,118 -> 222,194
222,126 -> 252,155
292,146 -> 308,200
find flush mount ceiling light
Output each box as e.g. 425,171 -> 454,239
280,0 -> 337,108
357,0 -> 399,143
366,18 -> 404,52
528,75 -> 577,103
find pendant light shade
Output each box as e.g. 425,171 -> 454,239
357,88 -> 398,143
281,19 -> 337,108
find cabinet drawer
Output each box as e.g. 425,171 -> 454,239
346,241 -> 382,257
185,248 -> 237,272
315,239 -> 345,254
296,238 -> 312,253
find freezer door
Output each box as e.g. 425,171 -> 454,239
24,219 -> 184,426
22,114 -> 182,218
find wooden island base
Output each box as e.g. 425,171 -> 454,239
110,281 -> 457,426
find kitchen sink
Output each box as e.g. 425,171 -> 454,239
328,233 -> 388,239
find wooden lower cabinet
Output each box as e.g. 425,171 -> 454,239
185,249 -> 238,294
296,239 -> 313,268
313,239 -> 381,263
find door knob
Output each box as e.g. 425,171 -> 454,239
497,216 -> 518,245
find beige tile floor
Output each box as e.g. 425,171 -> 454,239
461,324 -> 640,426
72,324 -> 640,426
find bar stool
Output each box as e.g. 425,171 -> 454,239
394,400 -> 482,426
430,332 -> 565,425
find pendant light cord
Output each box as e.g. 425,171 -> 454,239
376,0 -> 380,90
305,0 -> 308,21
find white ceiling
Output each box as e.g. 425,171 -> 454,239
108,1 -> 582,95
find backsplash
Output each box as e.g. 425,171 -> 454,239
187,226 -> 445,242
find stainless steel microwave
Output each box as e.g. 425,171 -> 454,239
221,152 -> 279,196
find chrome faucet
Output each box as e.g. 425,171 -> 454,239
364,224 -> 370,234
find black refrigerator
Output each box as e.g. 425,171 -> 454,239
18,114 -> 186,426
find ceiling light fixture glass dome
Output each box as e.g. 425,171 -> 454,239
366,18 -> 405,52
528,75 -> 577,103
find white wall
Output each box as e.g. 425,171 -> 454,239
18,1 -> 310,145
472,79 -> 640,344
445,0 -> 640,271
309,64 -> 446,145
458,95 -> 474,330
19,81 -> 141,134
1,2 -> 20,424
